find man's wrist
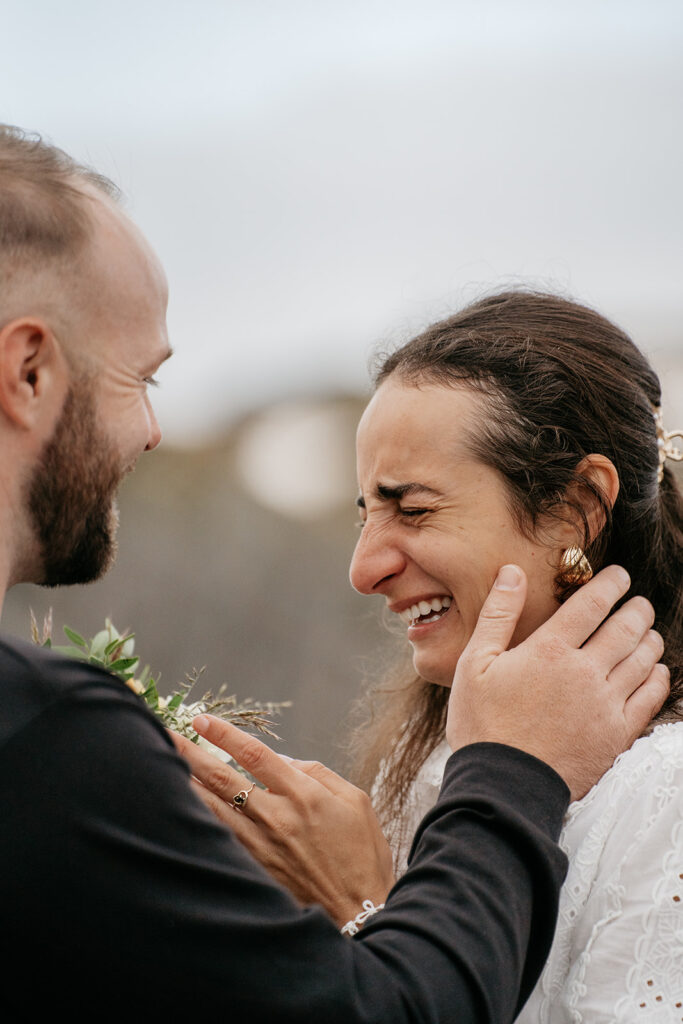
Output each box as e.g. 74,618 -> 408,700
440,742 -> 570,841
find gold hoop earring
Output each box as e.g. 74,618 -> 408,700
560,546 -> 593,586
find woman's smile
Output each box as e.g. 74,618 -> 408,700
395,594 -> 453,626
405,599 -> 458,651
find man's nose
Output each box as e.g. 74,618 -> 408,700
145,400 -> 162,452
349,522 -> 406,594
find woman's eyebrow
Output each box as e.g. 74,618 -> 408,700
356,483 -> 442,508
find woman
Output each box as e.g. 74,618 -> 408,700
180,291 -> 683,1021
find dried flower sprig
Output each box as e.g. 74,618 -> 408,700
30,611 -> 291,744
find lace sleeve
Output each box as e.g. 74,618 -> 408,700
519,723 -> 683,1023
573,812 -> 683,1021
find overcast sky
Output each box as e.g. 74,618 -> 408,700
2,0 -> 682,443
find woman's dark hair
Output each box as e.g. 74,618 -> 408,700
349,290 -> 683,849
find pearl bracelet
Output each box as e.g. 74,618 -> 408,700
340,899 -> 386,936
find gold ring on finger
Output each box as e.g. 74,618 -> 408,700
232,781 -> 256,810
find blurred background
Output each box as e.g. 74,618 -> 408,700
1,0 -> 681,767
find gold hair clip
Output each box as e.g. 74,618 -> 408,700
653,407 -> 683,482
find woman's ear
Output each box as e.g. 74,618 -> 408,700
548,455 -> 620,598
545,453 -> 620,553
572,453 -> 620,543
0,318 -> 66,429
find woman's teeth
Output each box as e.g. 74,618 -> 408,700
399,595 -> 452,625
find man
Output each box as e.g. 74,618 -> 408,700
0,125 -> 668,1021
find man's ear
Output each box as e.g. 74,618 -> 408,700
0,318 -> 66,429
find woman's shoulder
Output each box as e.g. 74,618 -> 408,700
568,721 -> 683,819
416,737 -> 453,787
519,722 -> 683,1022
561,721 -> 683,867
387,738 -> 451,875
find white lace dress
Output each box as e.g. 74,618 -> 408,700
391,723 -> 683,1022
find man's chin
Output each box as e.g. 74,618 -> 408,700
39,506 -> 120,588
39,545 -> 117,588
25,382 -> 125,588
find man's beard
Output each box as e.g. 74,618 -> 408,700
27,384 -> 124,587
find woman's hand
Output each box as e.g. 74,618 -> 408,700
172,716 -> 396,928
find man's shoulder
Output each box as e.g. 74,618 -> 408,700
0,633 -> 136,749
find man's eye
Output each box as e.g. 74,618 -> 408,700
400,508 -> 428,519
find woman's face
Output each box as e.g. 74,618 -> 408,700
350,377 -> 563,688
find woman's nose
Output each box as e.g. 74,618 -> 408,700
349,523 -> 406,594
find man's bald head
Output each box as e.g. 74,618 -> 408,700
0,125 -> 123,361
0,124 -> 119,261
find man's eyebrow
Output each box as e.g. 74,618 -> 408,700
144,346 -> 174,373
355,482 -> 442,508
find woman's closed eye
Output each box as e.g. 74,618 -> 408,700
399,507 -> 430,520
353,505 -> 432,527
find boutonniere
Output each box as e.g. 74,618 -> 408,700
30,610 -> 290,746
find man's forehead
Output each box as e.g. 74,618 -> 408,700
83,187 -> 152,264
78,187 -> 168,312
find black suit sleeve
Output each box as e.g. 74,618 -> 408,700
0,651 -> 568,1023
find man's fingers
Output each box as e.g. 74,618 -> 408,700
583,595 -> 656,670
458,565 -> 528,666
606,629 -> 664,697
622,664 -> 670,741
541,565 -> 631,649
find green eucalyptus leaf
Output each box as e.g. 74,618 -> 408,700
168,692 -> 184,711
63,626 -> 87,648
104,637 -> 123,658
109,657 -> 139,674
142,680 -> 159,707
53,644 -> 90,661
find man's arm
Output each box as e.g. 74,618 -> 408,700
363,743 -> 568,1021
1,667 -> 565,1023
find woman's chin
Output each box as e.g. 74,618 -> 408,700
409,621 -> 468,689
411,657 -> 459,689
